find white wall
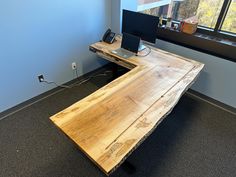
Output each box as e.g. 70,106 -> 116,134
111,0 -> 121,34
0,0 -> 111,112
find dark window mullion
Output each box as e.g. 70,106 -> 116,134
214,0 -> 232,32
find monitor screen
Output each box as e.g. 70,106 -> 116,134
122,10 -> 159,44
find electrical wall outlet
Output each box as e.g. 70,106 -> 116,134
71,62 -> 77,70
38,75 -> 44,82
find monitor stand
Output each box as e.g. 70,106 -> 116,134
138,41 -> 146,51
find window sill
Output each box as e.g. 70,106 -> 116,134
156,28 -> 236,63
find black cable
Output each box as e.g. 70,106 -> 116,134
75,68 -> 79,80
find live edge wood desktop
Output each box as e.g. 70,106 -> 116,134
50,36 -> 204,175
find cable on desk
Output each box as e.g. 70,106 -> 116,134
115,33 -> 122,38
136,46 -> 151,57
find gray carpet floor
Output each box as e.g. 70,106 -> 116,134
0,65 -> 236,177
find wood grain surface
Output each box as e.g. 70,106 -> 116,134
50,37 -> 204,175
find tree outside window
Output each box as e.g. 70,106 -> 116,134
221,1 -> 236,33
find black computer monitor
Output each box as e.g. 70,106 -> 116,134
122,9 -> 159,44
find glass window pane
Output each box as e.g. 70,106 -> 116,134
221,1 -> 236,33
196,0 -> 224,28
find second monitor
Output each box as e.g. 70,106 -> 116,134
122,9 -> 159,50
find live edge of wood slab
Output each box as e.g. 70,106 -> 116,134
50,37 -> 204,175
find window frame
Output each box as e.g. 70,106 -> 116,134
214,0 -> 232,33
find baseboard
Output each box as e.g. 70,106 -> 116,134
186,89 -> 236,115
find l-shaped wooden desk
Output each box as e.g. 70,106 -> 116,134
50,37 -> 204,175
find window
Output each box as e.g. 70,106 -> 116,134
184,0 -> 224,29
221,1 -> 236,33
139,0 -> 236,37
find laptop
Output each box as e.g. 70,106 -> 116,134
111,32 -> 140,59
